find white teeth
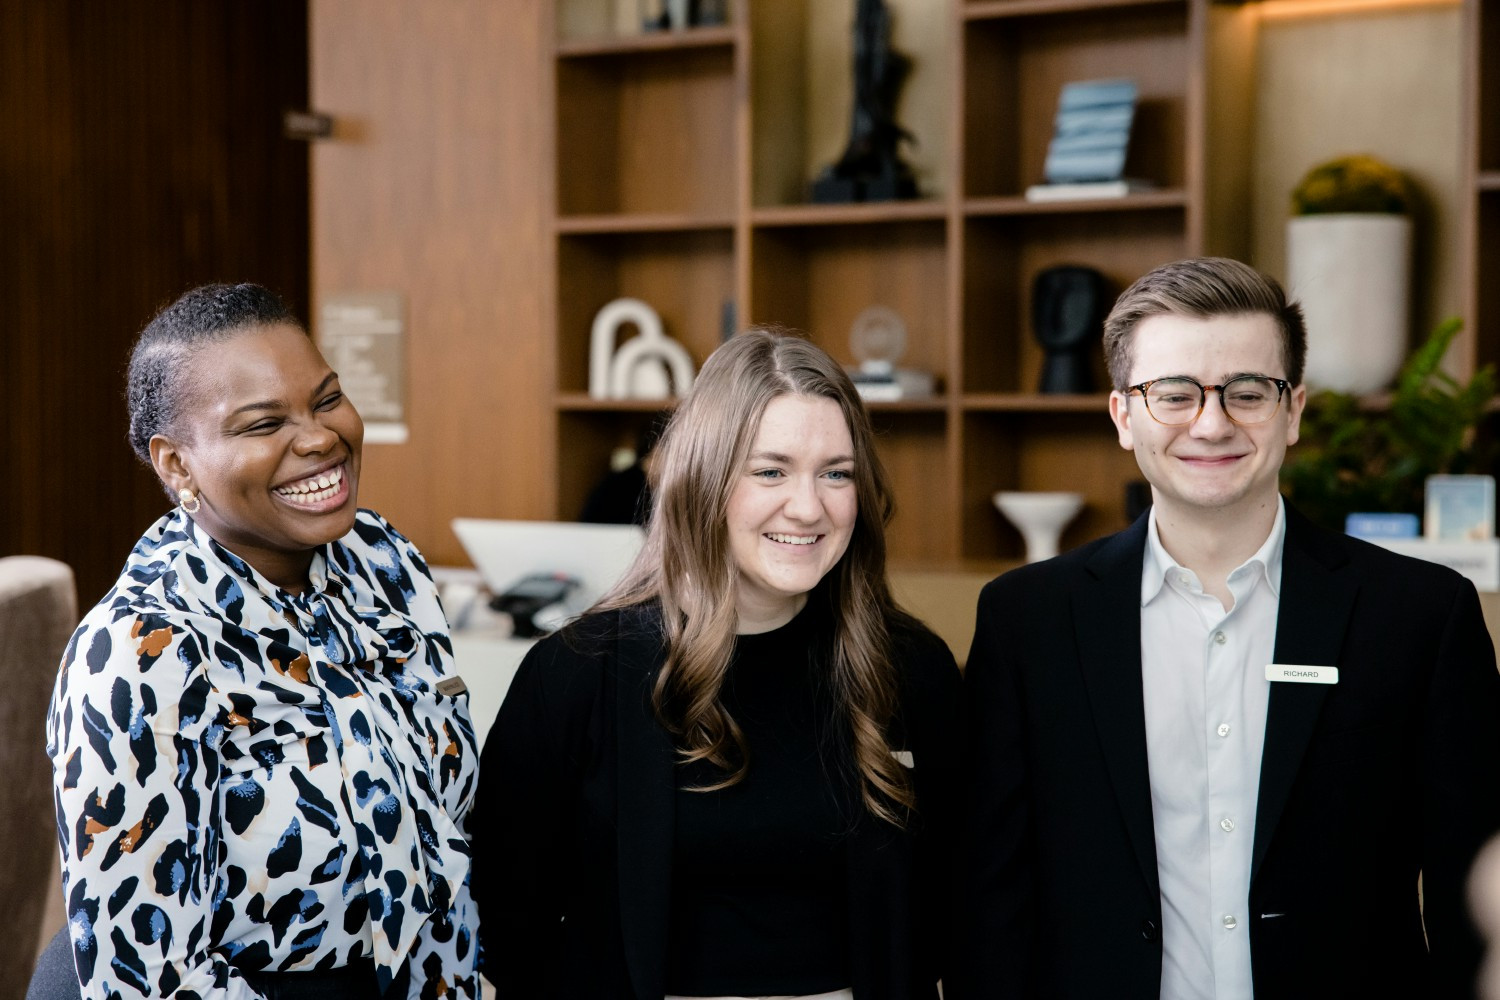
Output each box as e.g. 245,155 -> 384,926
276,465 -> 344,500
766,533 -> 818,545
281,483 -> 341,505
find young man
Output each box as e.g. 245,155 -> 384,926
955,257 -> 1500,999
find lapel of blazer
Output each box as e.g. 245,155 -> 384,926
1251,503 -> 1357,883
613,606 -> 676,1000
1075,515 -> 1160,893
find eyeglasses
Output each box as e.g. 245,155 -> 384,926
1125,375 -> 1290,426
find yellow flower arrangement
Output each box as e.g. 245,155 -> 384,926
1291,154 -> 1411,215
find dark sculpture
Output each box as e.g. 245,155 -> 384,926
1032,265 -> 1110,394
810,0 -> 917,203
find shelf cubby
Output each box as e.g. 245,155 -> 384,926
556,229 -> 735,395
748,219 -> 951,384
961,410 -> 1140,561
556,409 -> 669,522
961,3 -> 1190,200
556,43 -> 737,217
960,210 -> 1187,394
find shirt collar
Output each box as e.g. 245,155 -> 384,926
176,507 -> 334,607
1141,496 -> 1286,605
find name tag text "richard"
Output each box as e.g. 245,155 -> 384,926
1264,664 -> 1339,685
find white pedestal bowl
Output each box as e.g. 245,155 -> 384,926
993,491 -> 1085,563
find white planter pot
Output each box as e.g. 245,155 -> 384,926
1286,213 -> 1412,395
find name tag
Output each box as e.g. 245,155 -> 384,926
1265,664 -> 1338,685
435,676 -> 469,697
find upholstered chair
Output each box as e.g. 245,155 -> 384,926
0,558 -> 77,998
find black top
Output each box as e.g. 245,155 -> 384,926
666,604 -> 853,995
472,600 -> 963,1000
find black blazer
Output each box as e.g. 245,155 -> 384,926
473,603 -> 962,999
953,503 -> 1500,999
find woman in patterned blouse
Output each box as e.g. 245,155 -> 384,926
40,285 -> 479,1000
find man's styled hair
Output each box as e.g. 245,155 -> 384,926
1102,257 -> 1308,390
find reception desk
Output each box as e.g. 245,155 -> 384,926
451,566 -> 1500,749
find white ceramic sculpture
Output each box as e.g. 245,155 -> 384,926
589,297 -> 695,400
993,491 -> 1085,564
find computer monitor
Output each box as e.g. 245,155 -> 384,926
450,518 -> 646,619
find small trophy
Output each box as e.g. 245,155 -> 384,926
847,306 -> 933,401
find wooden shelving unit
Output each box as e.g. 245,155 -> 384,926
1466,1 -> 1500,380
546,0 -> 1254,562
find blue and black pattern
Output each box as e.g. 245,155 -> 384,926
47,508 -> 480,999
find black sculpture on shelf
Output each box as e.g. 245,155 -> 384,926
1032,265 -> 1110,394
810,0 -> 917,203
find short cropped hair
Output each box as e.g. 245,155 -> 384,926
1102,257 -> 1307,390
125,283 -> 299,462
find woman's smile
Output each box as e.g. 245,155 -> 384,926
764,531 -> 824,546
273,460 -> 351,510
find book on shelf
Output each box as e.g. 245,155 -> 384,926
1041,78 -> 1138,186
848,367 -> 936,403
1024,179 -> 1156,202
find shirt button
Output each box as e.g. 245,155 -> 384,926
1224,915 -> 1238,929
1217,723 -> 1231,738
1220,817 -> 1235,832
1213,630 -> 1227,645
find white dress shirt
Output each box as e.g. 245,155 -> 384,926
1140,499 -> 1285,1000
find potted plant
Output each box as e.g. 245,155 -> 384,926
1281,317 -> 1496,532
1286,153 -> 1414,394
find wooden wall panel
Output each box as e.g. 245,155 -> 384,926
0,0 -> 309,605
310,0 -> 551,568
1250,5 -> 1463,357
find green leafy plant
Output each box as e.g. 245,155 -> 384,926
1291,153 -> 1411,215
1281,318 -> 1497,531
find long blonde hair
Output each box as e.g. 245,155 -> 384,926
596,328 -> 917,825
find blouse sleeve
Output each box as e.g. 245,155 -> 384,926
48,609 -> 266,1000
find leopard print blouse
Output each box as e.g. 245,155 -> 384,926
46,507 -> 479,999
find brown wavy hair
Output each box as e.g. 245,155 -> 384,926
595,328 -> 918,825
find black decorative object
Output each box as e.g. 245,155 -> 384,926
810,0 -> 917,204
1032,265 -> 1110,394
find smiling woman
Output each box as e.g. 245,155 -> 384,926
37,285 -> 479,1000
145,319 -> 365,590
472,329 -> 962,1000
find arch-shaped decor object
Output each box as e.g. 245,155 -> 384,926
589,298 -> 664,398
609,332 -> 695,400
